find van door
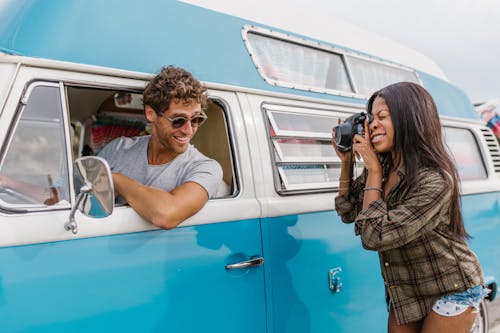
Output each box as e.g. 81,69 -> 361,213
0,66 -> 266,332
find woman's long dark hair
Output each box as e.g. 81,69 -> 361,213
367,82 -> 469,239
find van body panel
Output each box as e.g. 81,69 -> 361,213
462,193 -> 500,282
262,212 -> 386,332
418,71 -> 479,119
0,219 -> 266,332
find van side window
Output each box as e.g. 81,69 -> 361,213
67,86 -> 235,199
443,126 -> 487,180
264,104 -> 363,193
244,26 -> 420,97
0,83 -> 70,208
346,56 -> 420,96
246,32 -> 353,93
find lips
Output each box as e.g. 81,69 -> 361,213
174,136 -> 190,144
371,133 -> 385,144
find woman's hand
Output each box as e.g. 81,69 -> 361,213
352,119 -> 381,174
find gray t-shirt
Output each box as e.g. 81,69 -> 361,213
98,136 -> 223,202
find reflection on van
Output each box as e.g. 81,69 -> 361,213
0,1 -> 499,333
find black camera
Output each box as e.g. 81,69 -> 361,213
333,112 -> 373,152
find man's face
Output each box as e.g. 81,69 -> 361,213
148,99 -> 203,157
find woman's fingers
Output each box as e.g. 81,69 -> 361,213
364,118 -> 370,139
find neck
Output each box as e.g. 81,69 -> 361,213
147,138 -> 180,165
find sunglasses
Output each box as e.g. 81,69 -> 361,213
162,113 -> 207,129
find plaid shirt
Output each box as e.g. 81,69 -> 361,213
335,165 -> 484,325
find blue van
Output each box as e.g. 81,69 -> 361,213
0,1 -> 499,332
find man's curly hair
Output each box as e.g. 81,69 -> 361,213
143,66 -> 207,115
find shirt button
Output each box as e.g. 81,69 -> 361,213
454,283 -> 459,288
384,262 -> 390,267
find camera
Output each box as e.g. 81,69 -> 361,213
333,112 -> 373,152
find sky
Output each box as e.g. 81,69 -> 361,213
188,0 -> 500,104
324,0 -> 500,104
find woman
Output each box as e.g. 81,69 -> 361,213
333,82 -> 488,333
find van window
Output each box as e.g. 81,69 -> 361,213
67,86 -> 235,199
346,56 -> 420,96
0,83 -> 70,208
246,32 -> 353,93
265,104 -> 363,193
244,26 -> 420,97
443,126 -> 487,180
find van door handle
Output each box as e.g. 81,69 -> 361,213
225,256 -> 264,270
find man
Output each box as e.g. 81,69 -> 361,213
98,66 -> 223,229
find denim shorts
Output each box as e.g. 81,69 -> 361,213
432,285 -> 490,317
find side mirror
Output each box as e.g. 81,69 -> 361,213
64,156 -> 114,234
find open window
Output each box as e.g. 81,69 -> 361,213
66,85 -> 236,199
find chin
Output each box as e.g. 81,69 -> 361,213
175,145 -> 189,154
373,144 -> 389,153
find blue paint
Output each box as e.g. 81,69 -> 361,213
261,212 -> 386,333
462,192 -> 500,287
0,219 -> 266,333
418,71 -> 479,119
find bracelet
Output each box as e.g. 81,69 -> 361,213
339,180 -> 350,183
364,187 -> 383,194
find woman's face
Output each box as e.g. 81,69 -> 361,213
369,96 -> 394,153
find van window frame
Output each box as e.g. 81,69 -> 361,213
205,96 -> 240,199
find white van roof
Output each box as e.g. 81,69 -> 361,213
182,0 -> 448,80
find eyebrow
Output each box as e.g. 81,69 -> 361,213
170,111 -> 204,118
373,108 -> 389,116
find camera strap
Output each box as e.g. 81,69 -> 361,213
346,152 -> 355,199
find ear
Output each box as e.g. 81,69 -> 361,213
145,105 -> 157,122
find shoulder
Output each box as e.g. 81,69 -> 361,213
186,145 -> 219,165
409,168 -> 450,198
183,146 -> 222,175
100,135 -> 149,154
416,168 -> 448,186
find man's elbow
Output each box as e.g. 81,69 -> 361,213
151,215 -> 183,230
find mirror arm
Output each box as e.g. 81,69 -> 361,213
64,182 -> 92,234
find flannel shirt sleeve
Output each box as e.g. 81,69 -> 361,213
354,170 -> 452,251
334,172 -> 366,224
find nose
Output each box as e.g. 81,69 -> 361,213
369,117 -> 379,131
179,119 -> 194,134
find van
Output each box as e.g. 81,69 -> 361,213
0,1 -> 499,332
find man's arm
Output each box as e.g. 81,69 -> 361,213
112,173 -> 208,229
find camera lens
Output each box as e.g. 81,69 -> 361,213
333,123 -> 353,152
